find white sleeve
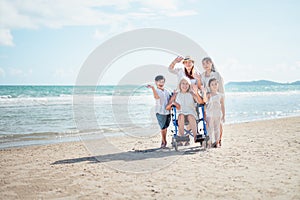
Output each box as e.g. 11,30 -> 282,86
168,66 -> 181,75
175,93 -> 181,104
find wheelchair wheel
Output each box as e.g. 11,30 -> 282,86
204,140 -> 208,149
172,137 -> 178,151
201,136 -> 209,150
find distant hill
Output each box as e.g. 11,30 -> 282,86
226,80 -> 300,86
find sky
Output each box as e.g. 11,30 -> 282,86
0,0 -> 299,85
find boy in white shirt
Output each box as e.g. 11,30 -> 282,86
147,75 -> 171,148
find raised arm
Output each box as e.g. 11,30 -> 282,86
200,85 -> 207,103
169,56 -> 183,74
166,92 -> 180,110
194,72 -> 203,90
146,85 -> 159,99
191,84 -> 205,104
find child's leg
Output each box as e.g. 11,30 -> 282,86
187,115 -> 197,141
213,117 -> 221,147
206,116 -> 213,146
156,113 -> 170,148
178,114 -> 184,136
161,128 -> 167,144
219,124 -> 223,146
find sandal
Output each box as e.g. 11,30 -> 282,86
161,141 -> 167,148
212,142 -> 217,148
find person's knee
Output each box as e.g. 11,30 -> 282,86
178,114 -> 184,122
187,115 -> 196,123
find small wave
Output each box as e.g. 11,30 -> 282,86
0,95 -> 12,99
226,90 -> 300,97
17,94 -> 31,98
0,96 -> 73,107
59,94 -> 72,97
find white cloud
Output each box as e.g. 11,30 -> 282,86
0,29 -> 14,46
0,0 -> 198,45
139,0 -> 178,11
93,22 -> 135,40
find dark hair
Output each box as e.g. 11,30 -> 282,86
208,78 -> 218,87
184,66 -> 194,79
155,75 -> 165,82
202,57 -> 216,72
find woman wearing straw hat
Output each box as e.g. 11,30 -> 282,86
168,56 -> 202,89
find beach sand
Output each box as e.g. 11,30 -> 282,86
1,117 -> 300,199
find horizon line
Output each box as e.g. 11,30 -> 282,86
0,79 -> 299,86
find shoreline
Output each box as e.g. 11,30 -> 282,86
1,115 -> 300,150
1,116 -> 300,199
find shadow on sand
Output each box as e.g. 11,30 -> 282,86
51,146 -> 205,165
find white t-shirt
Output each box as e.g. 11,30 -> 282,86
175,92 -> 197,119
155,88 -> 170,115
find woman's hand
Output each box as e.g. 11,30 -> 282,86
170,91 -> 177,102
200,85 -> 208,103
221,116 -> 225,123
174,56 -> 184,63
200,85 -> 206,93
191,84 -> 198,94
194,73 -> 201,81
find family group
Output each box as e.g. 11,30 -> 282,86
147,56 -> 225,149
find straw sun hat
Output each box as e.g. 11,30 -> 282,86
182,56 -> 194,64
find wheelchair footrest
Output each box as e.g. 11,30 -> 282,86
175,135 -> 190,142
195,134 -> 206,143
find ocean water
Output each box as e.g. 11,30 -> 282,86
0,84 -> 299,149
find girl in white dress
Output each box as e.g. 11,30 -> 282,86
166,76 -> 206,142
206,78 -> 225,148
201,57 -> 225,146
